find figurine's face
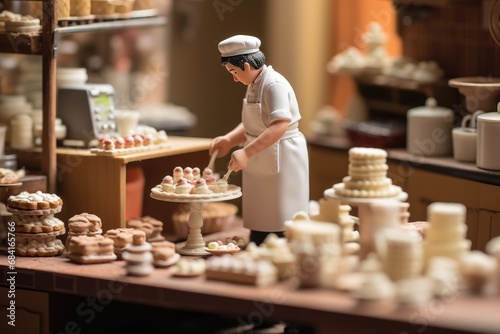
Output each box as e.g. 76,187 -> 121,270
224,62 -> 259,86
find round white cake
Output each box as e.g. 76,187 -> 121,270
423,202 -> 471,261
333,147 -> 402,198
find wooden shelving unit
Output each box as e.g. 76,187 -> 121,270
0,1 -> 167,193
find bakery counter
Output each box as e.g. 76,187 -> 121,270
16,136 -> 213,234
1,255 -> 500,334
307,134 -> 500,187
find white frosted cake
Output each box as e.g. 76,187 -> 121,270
423,202 -> 471,262
333,147 -> 401,198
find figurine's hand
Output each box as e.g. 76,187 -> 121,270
229,149 -> 249,172
210,136 -> 232,157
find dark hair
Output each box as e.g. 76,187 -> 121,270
221,51 -> 265,70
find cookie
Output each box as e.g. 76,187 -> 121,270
7,191 -> 62,211
16,237 -> 65,257
68,235 -> 114,256
104,228 -> 135,249
13,214 -> 65,233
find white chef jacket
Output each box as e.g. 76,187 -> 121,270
241,65 -> 309,232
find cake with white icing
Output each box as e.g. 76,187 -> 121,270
333,147 -> 401,198
423,202 -> 471,262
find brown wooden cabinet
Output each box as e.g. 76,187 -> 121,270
0,287 -> 49,334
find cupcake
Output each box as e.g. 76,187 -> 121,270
205,176 -> 218,192
173,166 -> 183,183
202,168 -> 214,179
193,178 -> 209,194
174,178 -> 192,194
103,138 -> 114,150
124,135 -> 135,148
183,167 -> 194,181
192,167 -> 201,180
216,179 -> 228,193
133,135 -> 144,147
161,176 -> 174,192
114,137 -> 125,149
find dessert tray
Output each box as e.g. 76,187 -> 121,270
204,247 -> 241,255
150,184 -> 242,202
91,142 -> 171,156
0,182 -> 22,187
324,187 -> 408,203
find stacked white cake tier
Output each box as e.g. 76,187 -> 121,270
380,229 -> 424,281
424,202 -> 471,262
333,147 -> 401,198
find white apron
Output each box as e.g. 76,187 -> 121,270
241,68 -> 309,232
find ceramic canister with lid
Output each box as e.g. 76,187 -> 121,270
407,97 -> 455,156
477,102 -> 500,170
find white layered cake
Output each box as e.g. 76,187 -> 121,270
424,202 -> 471,262
333,147 -> 401,198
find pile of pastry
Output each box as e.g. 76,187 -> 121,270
158,167 -> 228,195
8,191 -> 65,257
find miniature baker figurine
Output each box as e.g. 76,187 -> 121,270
210,34 -> 310,245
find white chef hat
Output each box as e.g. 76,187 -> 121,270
218,35 -> 261,57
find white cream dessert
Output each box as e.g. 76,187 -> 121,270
423,202 -> 471,262
174,177 -> 192,194
161,176 -> 175,192
333,147 -> 401,198
193,178 -> 210,194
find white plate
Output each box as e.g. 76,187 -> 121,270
204,247 -> 240,255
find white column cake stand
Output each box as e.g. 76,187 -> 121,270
151,185 -> 242,256
324,188 -> 408,260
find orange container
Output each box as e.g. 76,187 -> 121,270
126,166 -> 145,220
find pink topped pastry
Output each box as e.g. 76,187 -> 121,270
205,176 -> 218,192
115,137 -> 125,149
216,179 -> 228,193
104,138 -> 115,150
193,178 -> 210,194
98,136 -> 107,149
161,175 -> 174,192
202,168 -> 214,179
174,177 -> 192,194
192,167 -> 201,180
133,135 -> 144,147
124,135 -> 135,148
143,134 -> 154,146
183,167 -> 194,181
173,166 -> 183,183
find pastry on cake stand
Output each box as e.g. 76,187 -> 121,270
324,187 -> 408,260
150,185 -> 242,256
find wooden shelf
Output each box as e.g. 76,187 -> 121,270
0,16 -> 167,55
0,2 -> 168,193
393,0 -> 477,7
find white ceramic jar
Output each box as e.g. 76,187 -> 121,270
477,102 -> 500,170
57,67 -> 88,87
0,94 -> 33,124
407,97 -> 454,156
452,110 -> 484,163
10,114 -> 33,149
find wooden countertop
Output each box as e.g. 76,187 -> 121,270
1,252 -> 500,334
307,134 -> 500,186
55,136 -> 212,163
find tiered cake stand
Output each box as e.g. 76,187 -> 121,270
324,188 -> 408,259
151,185 -> 242,256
